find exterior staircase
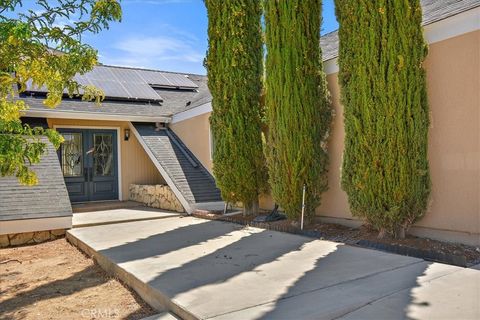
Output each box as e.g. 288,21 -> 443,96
130,122 -> 224,213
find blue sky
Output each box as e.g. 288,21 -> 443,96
85,0 -> 339,74
17,0 -> 338,75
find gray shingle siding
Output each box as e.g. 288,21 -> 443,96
320,30 -> 339,62
22,95 -> 173,117
133,123 -> 222,204
421,0 -> 479,25
0,138 -> 72,221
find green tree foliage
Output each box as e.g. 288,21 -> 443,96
0,0 -> 121,185
205,0 -> 267,214
264,0 -> 331,221
335,1 -> 430,238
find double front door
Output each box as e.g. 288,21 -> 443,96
58,129 -> 119,202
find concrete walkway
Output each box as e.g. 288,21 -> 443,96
67,215 -> 480,320
72,200 -> 143,213
72,208 -> 180,228
142,312 -> 179,320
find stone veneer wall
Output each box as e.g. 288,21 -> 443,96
129,184 -> 185,213
0,229 -> 66,248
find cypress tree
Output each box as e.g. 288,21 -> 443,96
205,0 -> 267,214
335,0 -> 430,238
264,0 -> 332,221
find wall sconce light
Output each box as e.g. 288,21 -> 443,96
124,128 -> 130,141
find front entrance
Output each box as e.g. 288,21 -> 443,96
58,128 -> 119,202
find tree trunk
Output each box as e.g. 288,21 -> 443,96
395,225 -> 406,239
377,228 -> 387,239
243,199 -> 259,216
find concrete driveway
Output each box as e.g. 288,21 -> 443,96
67,214 -> 480,320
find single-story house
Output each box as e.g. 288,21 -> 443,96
1,0 -> 478,247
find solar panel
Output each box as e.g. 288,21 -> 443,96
73,74 -> 91,86
23,64 -> 199,102
25,76 -> 89,96
136,69 -> 198,89
87,66 -> 115,81
123,82 -> 163,101
136,69 -> 172,86
24,79 -> 47,92
88,78 -> 131,99
162,72 -> 198,88
110,67 -> 145,84
25,75 -> 89,93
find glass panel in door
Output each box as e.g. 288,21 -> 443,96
93,133 -> 114,176
61,133 -> 83,177
59,129 -> 118,202
59,130 -> 88,203
89,130 -> 118,201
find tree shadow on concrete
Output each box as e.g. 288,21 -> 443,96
99,220 -> 242,263
146,228 -> 316,299
98,218 -> 318,300
92,218 -> 439,319
255,246 -> 432,320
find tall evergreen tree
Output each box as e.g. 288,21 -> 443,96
205,0 -> 267,214
335,0 -> 430,238
264,0 -> 331,221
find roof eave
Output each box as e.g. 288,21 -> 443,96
24,109 -> 171,123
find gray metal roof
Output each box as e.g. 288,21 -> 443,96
0,138 -> 72,221
133,124 -> 222,204
321,0 -> 480,61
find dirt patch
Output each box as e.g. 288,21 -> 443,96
193,211 -> 480,266
0,239 -> 156,320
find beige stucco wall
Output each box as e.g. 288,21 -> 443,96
316,31 -> 479,244
47,119 -> 165,200
417,30 -> 479,237
169,31 -> 480,245
170,112 -> 213,173
320,31 -> 480,244
257,72 -> 352,218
